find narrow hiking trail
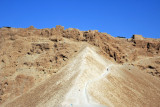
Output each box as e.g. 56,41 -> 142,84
3,46 -> 160,107
3,46 -> 114,107
60,47 -> 112,106
85,64 -> 113,104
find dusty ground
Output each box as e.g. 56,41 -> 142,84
0,26 -> 160,107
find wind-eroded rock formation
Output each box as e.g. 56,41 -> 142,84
0,26 -> 160,106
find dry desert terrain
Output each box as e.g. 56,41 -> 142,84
0,26 -> 160,107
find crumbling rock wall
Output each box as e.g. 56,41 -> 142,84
0,25 -> 159,63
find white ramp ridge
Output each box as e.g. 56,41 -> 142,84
3,47 -> 113,107
4,46 -> 160,107
61,47 -> 112,106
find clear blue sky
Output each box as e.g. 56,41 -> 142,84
0,0 -> 160,38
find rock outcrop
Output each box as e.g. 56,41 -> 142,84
0,25 -> 160,105
132,34 -> 144,40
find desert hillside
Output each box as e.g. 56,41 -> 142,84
0,26 -> 160,107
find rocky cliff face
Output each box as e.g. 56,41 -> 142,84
1,25 -> 159,63
0,25 -> 160,105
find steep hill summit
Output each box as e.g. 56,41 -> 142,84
0,26 -> 160,107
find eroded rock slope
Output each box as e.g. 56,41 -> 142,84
0,26 -> 160,106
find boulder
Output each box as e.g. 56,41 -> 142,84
55,25 -> 64,32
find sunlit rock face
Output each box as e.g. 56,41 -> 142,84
0,26 -> 160,107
